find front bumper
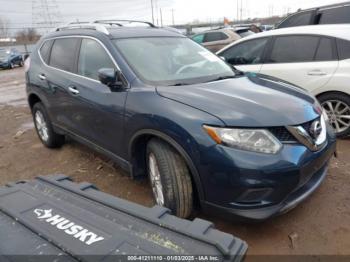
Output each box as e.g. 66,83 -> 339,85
199,134 -> 336,221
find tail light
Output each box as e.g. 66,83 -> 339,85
24,56 -> 31,72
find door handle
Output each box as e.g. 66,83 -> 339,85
307,70 -> 327,76
38,74 -> 46,80
68,86 -> 80,95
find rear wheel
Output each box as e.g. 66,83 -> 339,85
32,102 -> 65,148
318,93 -> 350,138
146,138 -> 193,218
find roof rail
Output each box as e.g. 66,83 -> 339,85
56,23 -> 110,35
94,19 -> 156,28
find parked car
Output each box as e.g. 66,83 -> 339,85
276,1 -> 350,29
217,24 -> 350,137
26,20 -> 336,221
191,28 -> 241,52
0,49 -> 24,69
232,26 -> 255,38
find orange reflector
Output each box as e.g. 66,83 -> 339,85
203,125 -> 222,144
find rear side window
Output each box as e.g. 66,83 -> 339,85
220,38 -> 268,65
39,40 -> 53,64
337,38 -> 350,60
314,37 -> 334,61
192,34 -> 204,44
278,11 -> 313,28
204,32 -> 228,43
78,38 -> 115,80
49,38 -> 80,72
269,36 -> 319,63
319,6 -> 350,24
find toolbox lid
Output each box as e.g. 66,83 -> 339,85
0,175 -> 247,261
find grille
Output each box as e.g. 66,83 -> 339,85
268,127 -> 297,142
301,119 -> 316,134
269,118 -> 319,143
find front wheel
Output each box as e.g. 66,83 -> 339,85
146,138 -> 193,218
319,93 -> 350,138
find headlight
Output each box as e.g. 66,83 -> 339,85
203,125 -> 282,154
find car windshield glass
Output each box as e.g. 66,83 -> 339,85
113,37 -> 234,86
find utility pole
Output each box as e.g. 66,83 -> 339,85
240,0 -> 243,21
150,0 -> 155,24
171,9 -> 175,25
32,0 -> 62,33
236,0 -> 239,22
160,8 -> 163,27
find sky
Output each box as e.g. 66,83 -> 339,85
0,0 -> 346,32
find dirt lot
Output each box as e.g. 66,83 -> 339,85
1,67 -> 350,256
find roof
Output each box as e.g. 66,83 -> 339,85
108,27 -> 185,39
218,24 -> 350,53
50,22 -> 185,39
288,1 -> 350,12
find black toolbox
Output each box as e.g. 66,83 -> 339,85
0,175 -> 247,261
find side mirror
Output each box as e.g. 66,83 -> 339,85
98,68 -> 124,90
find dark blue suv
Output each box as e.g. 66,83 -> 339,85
26,20 -> 336,221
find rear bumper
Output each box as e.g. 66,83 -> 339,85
0,62 -> 9,68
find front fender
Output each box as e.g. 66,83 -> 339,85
123,87 -> 225,202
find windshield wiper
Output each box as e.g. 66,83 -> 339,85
170,82 -> 191,86
231,65 -> 245,76
206,75 -> 238,83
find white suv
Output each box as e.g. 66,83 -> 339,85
217,24 -> 350,137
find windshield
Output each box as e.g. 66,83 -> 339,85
113,37 -> 234,86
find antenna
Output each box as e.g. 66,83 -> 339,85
32,0 -> 62,33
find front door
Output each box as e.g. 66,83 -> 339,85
218,37 -> 270,73
69,37 -> 128,156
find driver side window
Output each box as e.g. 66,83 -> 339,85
221,38 -> 268,65
78,38 -> 115,81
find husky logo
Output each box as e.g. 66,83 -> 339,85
33,208 -> 104,245
34,209 -> 53,219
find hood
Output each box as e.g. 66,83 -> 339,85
156,73 -> 320,127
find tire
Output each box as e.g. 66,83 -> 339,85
9,62 -> 14,69
146,138 -> 193,218
32,102 -> 65,148
318,92 -> 350,138
19,60 -> 24,67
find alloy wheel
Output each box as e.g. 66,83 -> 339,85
322,100 -> 350,134
35,110 -> 49,142
148,153 -> 165,206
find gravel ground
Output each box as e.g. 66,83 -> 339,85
1,67 -> 349,257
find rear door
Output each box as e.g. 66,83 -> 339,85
259,35 -> 338,91
45,37 -> 81,132
218,37 -> 269,73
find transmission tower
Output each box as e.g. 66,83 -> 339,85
32,0 -> 62,33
